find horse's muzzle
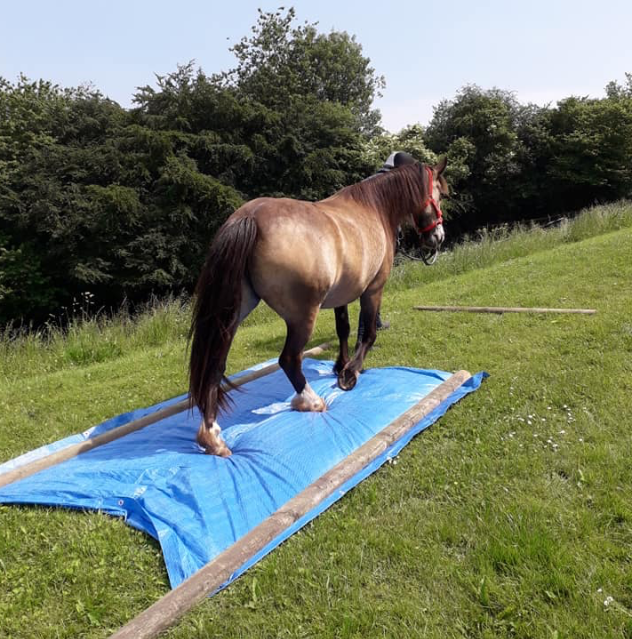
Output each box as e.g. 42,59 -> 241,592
421,226 -> 445,251
419,228 -> 444,266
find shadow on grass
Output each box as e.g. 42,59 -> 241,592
250,331 -> 339,356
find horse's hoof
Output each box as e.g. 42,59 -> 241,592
338,367 -> 359,391
333,360 -> 347,375
204,443 -> 232,457
291,394 -> 327,412
291,384 -> 326,412
197,421 -> 232,457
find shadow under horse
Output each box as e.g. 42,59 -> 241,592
189,158 -> 449,456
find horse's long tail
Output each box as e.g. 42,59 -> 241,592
189,215 -> 258,419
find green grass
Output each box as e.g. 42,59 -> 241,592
1,202 -> 632,638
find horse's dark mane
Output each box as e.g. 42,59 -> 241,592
325,163 -> 428,226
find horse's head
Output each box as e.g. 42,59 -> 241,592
413,157 -> 448,263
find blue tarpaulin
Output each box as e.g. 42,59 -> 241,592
0,359 -> 486,592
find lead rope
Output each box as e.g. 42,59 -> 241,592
396,229 -> 438,265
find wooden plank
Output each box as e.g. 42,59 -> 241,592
0,342 -> 331,489
414,305 -> 596,315
110,370 -> 472,639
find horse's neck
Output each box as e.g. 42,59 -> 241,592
323,170 -> 420,238
379,208 -> 401,243
323,195 -> 400,241
371,173 -> 420,234
376,193 -> 412,239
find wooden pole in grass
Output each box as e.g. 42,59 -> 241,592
110,369 -> 472,639
414,305 -> 596,315
0,342 -> 331,489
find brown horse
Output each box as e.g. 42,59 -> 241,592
189,158 -> 448,456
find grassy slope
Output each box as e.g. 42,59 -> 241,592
1,221 -> 631,638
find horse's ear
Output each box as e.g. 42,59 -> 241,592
434,156 -> 448,176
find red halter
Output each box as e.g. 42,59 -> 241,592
416,166 -> 443,234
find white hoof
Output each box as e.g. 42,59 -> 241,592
197,420 -> 232,457
291,384 -> 326,412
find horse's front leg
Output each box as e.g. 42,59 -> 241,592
279,314 -> 326,412
333,305 -> 351,375
338,287 -> 383,391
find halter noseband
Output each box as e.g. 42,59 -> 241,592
415,165 -> 443,234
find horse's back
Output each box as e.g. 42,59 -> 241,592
236,196 -> 391,313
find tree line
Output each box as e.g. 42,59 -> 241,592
1,8 -> 631,326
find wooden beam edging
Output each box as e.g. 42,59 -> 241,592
414,305 -> 596,315
0,342 -> 331,490
110,369 -> 472,639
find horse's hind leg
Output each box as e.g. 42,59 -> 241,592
196,279 -> 260,456
333,305 -> 350,375
279,313 -> 326,412
197,392 -> 232,457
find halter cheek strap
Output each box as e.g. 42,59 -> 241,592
416,166 -> 443,234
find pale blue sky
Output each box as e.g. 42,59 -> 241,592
1,0 -> 631,132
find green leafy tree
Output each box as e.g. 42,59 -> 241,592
425,79 -> 632,230
0,8 -> 384,326
0,75 -> 244,324
0,78 -> 128,322
537,95 -> 632,211
605,73 -> 632,100
425,85 -> 533,229
208,7 -> 385,198
360,124 -> 437,171
223,7 -> 385,137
